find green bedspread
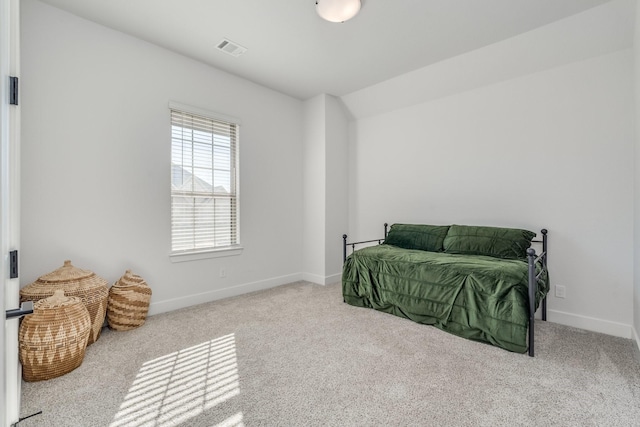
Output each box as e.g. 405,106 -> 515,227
342,244 -> 549,353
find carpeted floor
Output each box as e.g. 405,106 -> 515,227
19,281 -> 640,427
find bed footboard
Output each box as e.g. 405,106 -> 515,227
527,229 -> 549,357
342,223 -> 388,263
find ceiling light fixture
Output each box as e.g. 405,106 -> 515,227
316,0 -> 361,23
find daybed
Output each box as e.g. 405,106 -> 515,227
341,224 -> 549,356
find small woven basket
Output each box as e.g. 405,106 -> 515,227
107,270 -> 152,331
19,290 -> 91,382
20,260 -> 109,345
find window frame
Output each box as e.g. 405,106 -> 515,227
168,101 -> 242,262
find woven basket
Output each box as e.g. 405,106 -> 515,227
20,260 -> 109,345
107,270 -> 152,331
19,290 -> 91,382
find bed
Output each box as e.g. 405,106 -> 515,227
341,223 -> 549,356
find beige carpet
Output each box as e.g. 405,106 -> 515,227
18,281 -> 640,427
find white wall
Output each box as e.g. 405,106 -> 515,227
302,95 -> 326,281
20,0 -> 304,314
302,94 -> 349,284
324,96 -> 348,281
634,0 -> 640,347
344,4 -> 636,338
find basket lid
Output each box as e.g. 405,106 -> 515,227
114,269 -> 148,288
21,260 -> 109,302
34,289 -> 82,310
37,260 -> 94,283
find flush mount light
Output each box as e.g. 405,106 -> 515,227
316,0 -> 361,23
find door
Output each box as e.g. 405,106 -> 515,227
1,0 -> 21,425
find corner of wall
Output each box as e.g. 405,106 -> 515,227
634,0 -> 640,352
301,95 -> 327,278
301,272 -> 341,286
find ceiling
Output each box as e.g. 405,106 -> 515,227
37,0 -> 612,100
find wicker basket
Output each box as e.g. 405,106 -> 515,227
20,260 -> 109,345
19,290 -> 91,382
107,270 -> 152,331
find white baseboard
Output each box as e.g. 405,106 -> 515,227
633,326 -> 640,354
301,272 -> 342,285
547,309 -> 633,339
324,272 -> 342,285
148,272 -> 303,316
301,272 -> 324,285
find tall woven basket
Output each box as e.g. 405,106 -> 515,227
20,260 -> 109,345
19,290 -> 91,382
107,270 -> 152,331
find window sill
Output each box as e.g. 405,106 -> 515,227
170,246 -> 244,263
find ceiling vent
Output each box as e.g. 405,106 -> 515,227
216,39 -> 247,57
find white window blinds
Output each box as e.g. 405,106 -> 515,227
171,108 -> 238,253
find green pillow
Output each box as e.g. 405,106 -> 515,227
384,224 -> 450,252
443,225 -> 536,259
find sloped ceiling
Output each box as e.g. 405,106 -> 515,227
37,0 -> 612,100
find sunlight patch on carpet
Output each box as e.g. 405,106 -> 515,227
110,334 -> 240,427
214,412 -> 244,427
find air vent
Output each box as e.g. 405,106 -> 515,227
216,38 -> 247,57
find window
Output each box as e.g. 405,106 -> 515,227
170,103 -> 239,255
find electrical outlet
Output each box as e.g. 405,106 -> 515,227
220,268 -> 226,278
555,284 -> 566,298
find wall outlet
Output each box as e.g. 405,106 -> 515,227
555,284 -> 566,298
219,268 -> 226,278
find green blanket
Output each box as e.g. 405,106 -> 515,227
342,244 -> 549,353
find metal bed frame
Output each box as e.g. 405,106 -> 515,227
342,223 -> 549,357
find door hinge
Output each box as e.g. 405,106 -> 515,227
9,76 -> 18,105
9,249 -> 18,278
